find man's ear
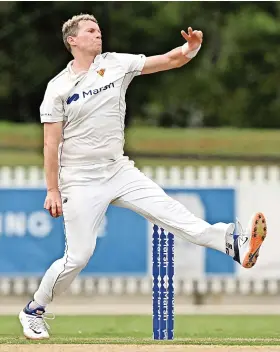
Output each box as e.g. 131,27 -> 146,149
67,36 -> 76,48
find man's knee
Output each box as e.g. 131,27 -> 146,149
66,247 -> 95,269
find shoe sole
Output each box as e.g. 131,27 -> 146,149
242,212 -> 267,269
24,333 -> 49,340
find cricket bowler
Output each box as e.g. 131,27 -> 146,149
19,14 -> 267,339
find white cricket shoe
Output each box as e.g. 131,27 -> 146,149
234,212 -> 267,269
19,302 -> 54,340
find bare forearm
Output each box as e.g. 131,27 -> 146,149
44,143 -> 59,191
43,122 -> 62,192
142,28 -> 203,75
165,46 -> 191,68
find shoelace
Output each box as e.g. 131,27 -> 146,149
236,218 -> 248,243
27,312 -> 55,331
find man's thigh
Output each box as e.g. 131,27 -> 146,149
111,165 -> 211,241
60,167 -> 112,258
112,166 -> 191,222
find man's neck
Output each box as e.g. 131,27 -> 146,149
71,52 -> 98,74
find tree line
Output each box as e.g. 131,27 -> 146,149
1,1 -> 280,128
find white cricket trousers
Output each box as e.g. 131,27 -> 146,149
34,157 -> 234,306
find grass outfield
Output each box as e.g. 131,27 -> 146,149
1,121 -> 280,166
0,154 -> 271,168
1,315 -> 280,345
133,158 -> 274,169
127,126 -> 280,157
2,121 -> 280,156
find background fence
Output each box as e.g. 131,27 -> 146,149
0,165 -> 279,300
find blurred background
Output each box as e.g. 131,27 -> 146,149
1,1 -> 280,316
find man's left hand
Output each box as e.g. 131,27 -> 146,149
181,27 -> 203,51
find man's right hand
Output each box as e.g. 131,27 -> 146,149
44,189 -> 63,218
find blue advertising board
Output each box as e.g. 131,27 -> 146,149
0,188 -> 235,276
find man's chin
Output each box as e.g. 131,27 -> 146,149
90,48 -> 102,56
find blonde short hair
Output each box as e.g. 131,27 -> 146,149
62,14 -> 98,52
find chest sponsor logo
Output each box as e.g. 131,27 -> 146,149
66,82 -> 115,105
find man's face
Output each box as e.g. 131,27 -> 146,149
69,20 -> 102,55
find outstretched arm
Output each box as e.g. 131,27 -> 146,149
141,27 -> 203,75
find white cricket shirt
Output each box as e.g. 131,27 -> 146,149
40,52 -> 146,166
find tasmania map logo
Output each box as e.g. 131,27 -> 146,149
97,68 -> 105,77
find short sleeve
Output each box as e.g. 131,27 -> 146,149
40,83 -> 64,123
114,53 -> 146,77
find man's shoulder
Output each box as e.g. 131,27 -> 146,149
101,52 -> 120,58
101,52 -> 121,62
101,52 -> 140,72
101,52 -> 145,67
101,52 -> 131,64
48,68 -> 68,87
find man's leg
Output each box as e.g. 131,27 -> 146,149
34,193 -> 108,305
19,180 -> 111,340
112,165 -> 267,267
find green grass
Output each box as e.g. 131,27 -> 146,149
1,121 -> 280,166
126,126 -> 280,156
0,121 -> 42,149
0,151 -> 43,167
1,315 -> 280,345
133,158 -> 275,169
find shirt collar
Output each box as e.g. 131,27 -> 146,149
67,54 -> 103,80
